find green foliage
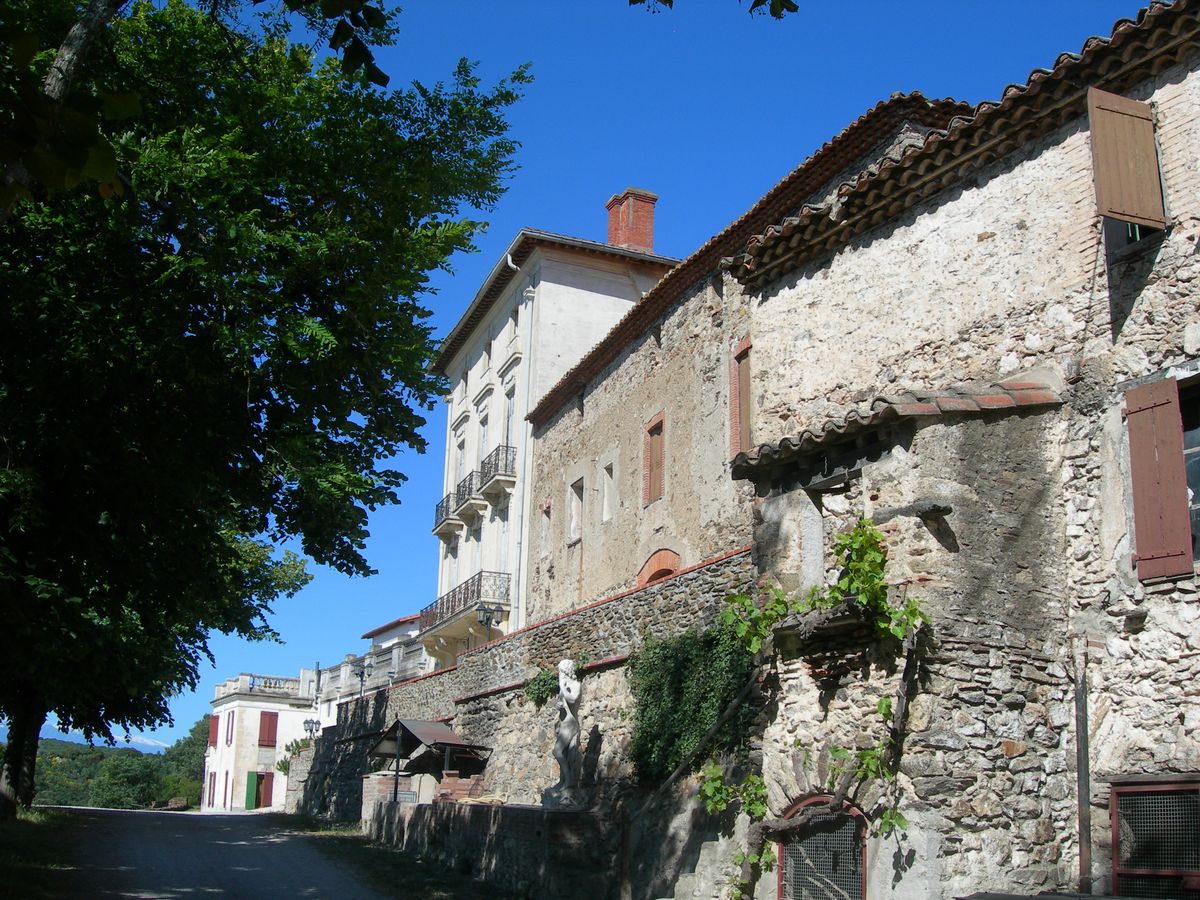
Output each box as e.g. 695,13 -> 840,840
631,0 -> 799,19
627,625 -> 754,783
0,0 -> 527,784
524,669 -> 558,709
702,764 -> 769,819
88,752 -> 162,810
798,520 -> 929,642
276,737 -> 311,776
719,587 -> 790,655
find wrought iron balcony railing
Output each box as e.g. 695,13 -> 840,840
454,471 -> 481,511
480,444 -> 517,487
418,570 -> 510,633
433,493 -> 457,529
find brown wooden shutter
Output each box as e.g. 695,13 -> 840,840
1126,378 -> 1192,580
1088,87 -> 1167,229
261,772 -> 274,807
208,714 -> 219,747
648,421 -> 664,502
258,710 -> 279,747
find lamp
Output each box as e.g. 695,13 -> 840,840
352,656 -> 373,696
475,604 -> 504,643
303,718 -> 320,739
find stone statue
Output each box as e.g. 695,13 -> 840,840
546,658 -> 583,806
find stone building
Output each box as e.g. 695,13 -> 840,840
322,4 -> 1200,899
420,191 -> 676,668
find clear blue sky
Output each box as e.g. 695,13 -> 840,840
46,0 -> 1146,751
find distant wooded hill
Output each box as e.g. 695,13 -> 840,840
0,718 -> 208,809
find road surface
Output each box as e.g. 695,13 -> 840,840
49,808 -> 395,898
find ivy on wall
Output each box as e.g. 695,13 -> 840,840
627,624 -> 755,783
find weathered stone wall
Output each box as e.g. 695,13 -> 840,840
527,275 -> 756,621
320,548 -> 755,820
742,54 -> 1200,900
757,411 -> 1077,898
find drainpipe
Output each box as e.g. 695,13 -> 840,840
1074,636 -> 1093,894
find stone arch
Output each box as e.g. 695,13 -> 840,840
776,795 -> 867,899
636,548 -> 680,588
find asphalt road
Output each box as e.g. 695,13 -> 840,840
49,808 -> 394,899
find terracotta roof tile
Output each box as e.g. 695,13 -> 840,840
731,376 -> 1062,482
728,0 -> 1199,289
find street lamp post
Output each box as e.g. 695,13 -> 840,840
475,604 -> 505,643
303,718 -> 320,740
352,657 -> 373,696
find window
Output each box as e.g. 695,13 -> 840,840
208,714 -> 219,747
504,389 -> 516,446
207,772 -> 216,807
225,710 -> 235,746
644,414 -> 664,505
479,415 -> 490,464
1088,87 -> 1166,243
497,500 -> 509,573
257,710 -> 278,748
602,463 -> 614,522
1111,781 -> 1200,898
730,337 -> 752,456
569,479 -> 584,543
455,436 -> 466,483
470,523 -> 482,573
777,797 -> 866,900
1126,378 -> 1196,580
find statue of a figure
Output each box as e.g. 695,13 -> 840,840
551,658 -> 581,794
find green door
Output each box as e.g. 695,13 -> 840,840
245,772 -> 258,810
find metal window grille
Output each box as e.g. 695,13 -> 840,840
779,811 -> 864,900
1112,783 -> 1200,899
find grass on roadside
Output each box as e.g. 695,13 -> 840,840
0,808 -> 77,899
266,813 -> 514,899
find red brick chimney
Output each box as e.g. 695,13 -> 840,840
606,187 -> 657,253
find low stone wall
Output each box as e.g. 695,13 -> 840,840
368,800 -> 619,899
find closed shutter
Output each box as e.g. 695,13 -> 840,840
208,714 -> 219,747
258,710 -> 278,747
648,421 -> 664,502
1088,87 -> 1166,229
1126,379 -> 1192,580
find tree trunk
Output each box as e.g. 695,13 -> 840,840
0,696 -> 48,818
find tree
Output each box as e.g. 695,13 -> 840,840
630,0 -> 799,18
88,751 -> 162,810
0,0 -> 526,818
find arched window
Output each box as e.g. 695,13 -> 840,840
636,548 -> 680,588
777,796 -> 866,900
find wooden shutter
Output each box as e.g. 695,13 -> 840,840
1126,379 -> 1192,580
245,773 -> 258,810
1088,87 -> 1166,229
261,772 -> 274,808
258,710 -> 278,747
648,421 -> 664,503
208,714 -> 219,747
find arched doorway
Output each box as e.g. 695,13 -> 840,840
776,795 -> 867,900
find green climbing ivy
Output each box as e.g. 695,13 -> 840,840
524,668 -> 559,709
627,625 -> 755,783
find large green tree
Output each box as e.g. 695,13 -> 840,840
0,0 -> 525,817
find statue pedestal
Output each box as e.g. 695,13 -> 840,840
541,785 -> 588,810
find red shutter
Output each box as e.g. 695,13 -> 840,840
208,714 -> 219,747
1126,379 -> 1192,580
261,772 -> 274,807
1088,87 -> 1166,229
258,710 -> 279,747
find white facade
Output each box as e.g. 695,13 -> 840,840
422,195 -> 676,668
202,671 -> 317,812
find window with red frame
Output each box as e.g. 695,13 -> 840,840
777,796 -> 866,900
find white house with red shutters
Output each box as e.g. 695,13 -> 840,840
202,670 -> 318,812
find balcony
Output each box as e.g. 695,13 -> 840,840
452,471 -> 488,522
432,492 -> 464,539
418,570 -> 511,634
479,444 -> 517,499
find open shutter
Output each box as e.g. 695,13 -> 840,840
208,714 -> 219,747
261,772 -> 274,808
1127,379 -> 1192,580
1088,87 -> 1166,229
245,773 -> 258,810
258,710 -> 278,747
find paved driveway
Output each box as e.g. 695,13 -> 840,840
52,809 -> 392,899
